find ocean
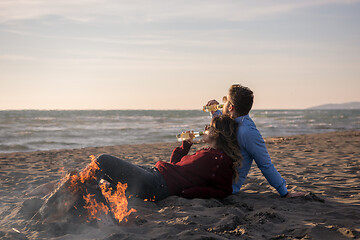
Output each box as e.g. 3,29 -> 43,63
0,109 -> 359,153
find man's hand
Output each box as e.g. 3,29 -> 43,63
285,191 -> 306,198
206,99 -> 219,106
206,99 -> 219,115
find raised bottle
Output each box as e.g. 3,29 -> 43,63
203,104 -> 224,112
176,131 -> 204,141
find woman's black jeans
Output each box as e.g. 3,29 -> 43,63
95,154 -> 168,201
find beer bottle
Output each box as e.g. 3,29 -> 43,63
176,131 -> 204,141
203,104 -> 224,112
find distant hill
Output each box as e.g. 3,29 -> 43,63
307,101 -> 360,110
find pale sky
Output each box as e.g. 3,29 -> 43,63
1,0 -> 359,110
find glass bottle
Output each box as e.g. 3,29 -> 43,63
176,131 -> 204,141
203,104 -> 224,112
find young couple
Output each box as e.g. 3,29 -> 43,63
32,84 -> 304,201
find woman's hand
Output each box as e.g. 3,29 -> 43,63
183,131 -> 194,145
184,139 -> 193,145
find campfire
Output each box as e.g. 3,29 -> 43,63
68,155 -> 136,223
38,155 -> 136,224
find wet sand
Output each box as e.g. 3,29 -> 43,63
0,131 -> 359,239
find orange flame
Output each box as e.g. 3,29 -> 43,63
144,196 -> 156,202
100,182 -> 136,223
69,155 -> 99,189
67,155 -> 136,223
83,192 -> 109,221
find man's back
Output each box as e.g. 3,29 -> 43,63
233,115 -> 288,196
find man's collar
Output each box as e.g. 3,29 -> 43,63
235,114 -> 249,123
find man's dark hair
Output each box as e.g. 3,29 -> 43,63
228,84 -> 254,116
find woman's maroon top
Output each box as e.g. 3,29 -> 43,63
156,141 -> 233,199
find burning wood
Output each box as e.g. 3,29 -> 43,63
83,192 -> 109,221
144,196 -> 156,202
100,182 -> 137,223
36,155 -> 136,225
68,155 -> 100,193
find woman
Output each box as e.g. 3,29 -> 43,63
29,115 -> 242,202
93,114 -> 242,201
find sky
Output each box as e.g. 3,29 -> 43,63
0,0 -> 359,110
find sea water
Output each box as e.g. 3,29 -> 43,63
0,109 -> 359,153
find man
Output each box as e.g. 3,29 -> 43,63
207,84 -> 304,198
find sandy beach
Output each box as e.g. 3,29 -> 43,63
0,130 -> 359,240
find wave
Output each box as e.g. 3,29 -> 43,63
0,144 -> 31,152
0,109 -> 359,153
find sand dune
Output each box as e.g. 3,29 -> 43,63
0,131 -> 359,239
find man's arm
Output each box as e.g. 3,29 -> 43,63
241,127 -> 305,198
242,128 -> 288,196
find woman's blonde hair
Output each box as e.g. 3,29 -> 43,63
211,115 -> 242,182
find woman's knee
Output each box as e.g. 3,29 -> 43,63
96,154 -> 113,168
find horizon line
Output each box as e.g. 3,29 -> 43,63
0,107 -> 353,111
2,101 -> 359,111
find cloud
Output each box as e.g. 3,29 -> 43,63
0,54 -> 37,61
1,0 -> 360,24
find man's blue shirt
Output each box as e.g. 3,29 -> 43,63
232,115 -> 288,196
